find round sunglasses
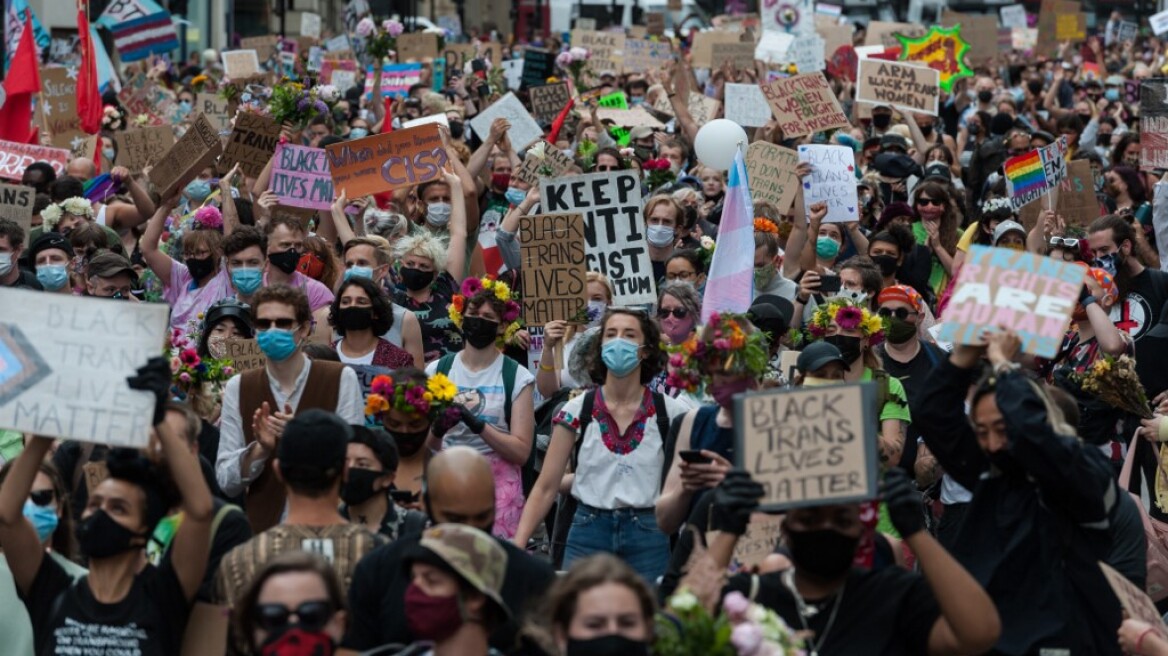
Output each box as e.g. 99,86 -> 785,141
256,600 -> 334,633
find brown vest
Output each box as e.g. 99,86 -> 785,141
239,360 -> 344,532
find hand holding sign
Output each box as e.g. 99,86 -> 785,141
709,470 -> 766,535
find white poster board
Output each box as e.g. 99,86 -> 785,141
798,144 -> 859,223
725,83 -> 772,128
300,12 -> 322,39
469,92 -> 543,150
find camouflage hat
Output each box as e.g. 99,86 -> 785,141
416,524 -> 510,618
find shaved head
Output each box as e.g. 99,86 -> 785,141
66,158 -> 96,181
425,446 -> 496,532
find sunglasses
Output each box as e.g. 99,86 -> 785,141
916,198 -> 943,207
657,307 -> 690,319
256,601 -> 334,633
29,490 -> 54,507
254,318 -> 300,330
1049,236 -> 1080,249
596,165 -> 618,171
878,307 -> 919,320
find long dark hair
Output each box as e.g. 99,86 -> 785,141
328,277 -> 395,337
911,181 -> 958,254
233,551 -> 347,653
0,460 -> 77,560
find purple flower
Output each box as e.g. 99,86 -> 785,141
556,51 -> 573,67
356,17 -> 376,37
730,623 -> 764,655
297,97 -> 311,111
313,99 -> 328,114
383,19 -> 404,37
723,591 -> 750,622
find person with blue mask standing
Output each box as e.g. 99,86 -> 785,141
215,284 -> 364,532
514,308 -> 690,582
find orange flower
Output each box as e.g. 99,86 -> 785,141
451,295 -> 465,311
753,218 -> 779,234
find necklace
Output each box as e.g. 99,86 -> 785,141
782,569 -> 845,656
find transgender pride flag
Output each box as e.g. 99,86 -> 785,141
701,147 -> 755,323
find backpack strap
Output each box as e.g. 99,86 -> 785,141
573,388 -> 598,469
871,369 -> 891,420
501,355 -> 518,425
436,352 -> 456,376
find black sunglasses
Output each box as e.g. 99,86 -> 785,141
596,165 -> 618,172
29,490 -> 54,507
916,198 -> 943,207
256,600 -> 334,633
878,307 -> 918,320
254,318 -> 300,330
657,307 -> 690,319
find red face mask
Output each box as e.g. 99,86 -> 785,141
260,627 -> 335,656
491,173 -> 511,190
405,581 -> 464,642
297,253 -> 325,280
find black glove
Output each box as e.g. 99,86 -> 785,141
709,470 -> 765,536
127,356 -> 171,426
431,405 -> 485,438
882,467 -> 924,538
457,405 -> 486,434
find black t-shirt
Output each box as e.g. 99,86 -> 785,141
724,567 -> 940,656
3,267 -> 43,290
343,531 -> 556,652
1120,267 -> 1168,391
877,341 -> 946,469
21,555 -> 191,656
159,499 -> 253,603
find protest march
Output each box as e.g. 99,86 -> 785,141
11,0 -> 1168,654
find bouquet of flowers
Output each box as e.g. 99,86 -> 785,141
168,326 -> 235,406
357,17 -> 404,61
365,372 -> 459,421
556,47 -> 592,91
698,235 -> 716,270
268,81 -> 339,127
654,588 -> 804,656
643,158 -> 676,191
806,299 -> 885,345
1072,354 -> 1153,419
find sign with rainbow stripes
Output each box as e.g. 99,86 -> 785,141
1004,136 -> 1068,211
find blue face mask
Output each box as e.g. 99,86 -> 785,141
23,499 -> 58,543
349,127 -> 369,139
504,187 -> 527,206
36,264 -> 69,291
344,266 -> 374,281
1105,88 -> 1120,102
185,179 -> 212,203
630,96 -> 645,106
1094,253 -> 1120,277
601,338 -> 642,378
231,267 -> 263,295
256,328 -> 300,361
816,236 -> 841,260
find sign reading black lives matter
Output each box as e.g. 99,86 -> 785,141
540,171 -> 656,306
0,289 -> 170,448
734,382 -> 878,510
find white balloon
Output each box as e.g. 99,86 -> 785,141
693,119 -> 748,171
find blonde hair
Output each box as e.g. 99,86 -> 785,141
586,271 -> 613,303
392,230 -> 448,271
643,195 -> 684,226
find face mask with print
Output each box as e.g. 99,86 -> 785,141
185,179 -> 212,203
647,225 -> 676,248
37,264 -> 69,291
426,202 -> 452,227
816,236 -> 841,260
833,289 -> 867,305
349,127 -> 369,139
1094,252 -> 1121,277
754,263 -> 776,288
602,338 -> 642,378
586,300 -> 607,326
24,499 -> 59,542
260,627 -> 336,656
256,328 -> 300,361
504,186 -> 527,206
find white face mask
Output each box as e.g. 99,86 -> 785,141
426,202 -> 452,227
0,252 -> 13,277
832,289 -> 868,305
647,224 -> 675,248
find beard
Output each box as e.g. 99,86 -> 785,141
1114,252 -> 1135,298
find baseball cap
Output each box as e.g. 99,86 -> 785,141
992,220 -> 1026,245
628,125 -> 654,140
922,162 -> 951,182
29,232 -> 74,262
406,524 -> 510,619
277,409 -> 350,483
86,251 -> 136,281
796,341 -> 848,373
748,294 -> 795,338
880,133 -> 909,152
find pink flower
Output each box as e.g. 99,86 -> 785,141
194,205 -> 223,230
713,338 -> 731,350
834,306 -> 863,330
555,51 -> 573,67
355,17 -> 376,37
722,591 -> 750,622
502,301 -> 521,322
730,623 -> 764,655
169,356 -> 182,373
808,323 -> 826,337
178,372 -> 192,383
382,19 -> 404,37
461,277 -> 484,297
223,366 -> 235,377
180,348 -> 200,366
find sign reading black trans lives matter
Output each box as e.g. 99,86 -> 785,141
540,171 -> 656,306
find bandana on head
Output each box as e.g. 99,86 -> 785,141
876,285 -> 924,314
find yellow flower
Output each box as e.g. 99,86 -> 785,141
864,316 -> 884,336
427,373 -> 457,402
449,306 -> 462,328
493,280 -> 511,301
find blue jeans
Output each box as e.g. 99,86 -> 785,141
563,503 -> 670,583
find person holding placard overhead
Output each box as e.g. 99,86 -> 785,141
513,307 -> 690,581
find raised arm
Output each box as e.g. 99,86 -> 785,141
444,172 -> 470,281
105,167 -> 158,230
219,163 -> 243,237
329,189 -> 359,245
914,344 -> 989,490
139,194 -> 181,288
0,436 -> 52,594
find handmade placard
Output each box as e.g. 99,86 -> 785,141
518,213 -> 588,326
798,144 -> 859,222
269,144 -> 334,210
325,123 -> 449,197
745,142 -> 801,213
762,72 -> 849,137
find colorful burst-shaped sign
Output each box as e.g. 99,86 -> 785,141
895,25 -> 973,93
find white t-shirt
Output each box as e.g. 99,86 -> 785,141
553,388 -> 690,509
335,338 -> 376,365
426,352 -> 535,455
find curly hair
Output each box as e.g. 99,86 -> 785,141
222,225 -> 267,259
329,277 -> 394,337
587,308 -> 665,385
253,284 -> 313,326
393,230 -> 448,272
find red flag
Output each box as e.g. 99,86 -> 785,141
0,16 -> 41,144
547,98 -> 575,144
77,2 -> 102,135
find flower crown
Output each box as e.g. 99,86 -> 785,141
40,197 -> 95,231
365,372 -> 457,420
449,277 -> 524,346
665,312 -> 771,393
980,197 -> 1013,215
753,217 -> 780,234
807,299 -> 886,344
192,205 -> 224,231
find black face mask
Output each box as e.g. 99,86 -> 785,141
448,121 -> 465,140
77,509 -> 144,559
978,90 -> 994,103
341,468 -> 383,506
269,249 -> 301,275
786,528 -> 858,581
337,307 -> 374,332
919,124 -> 934,137
1027,80 -> 1044,96
566,635 -> 651,656
186,256 -> 216,281
399,266 -> 435,291
871,114 -> 892,130
870,254 -> 898,278
824,334 -> 863,364
988,449 -> 1025,479
1098,132 -> 1113,147
390,427 -> 431,457
885,317 -> 917,345
462,316 -> 500,349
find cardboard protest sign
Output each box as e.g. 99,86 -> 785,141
789,34 -> 826,74
937,246 -> 1080,357
798,144 -> 859,223
1018,160 -> 1099,231
0,289 -> 169,448
745,142 -> 800,213
687,92 -> 722,127
402,114 -> 450,130
0,140 -> 69,181
755,31 -> 795,64
763,72 -> 849,138
571,30 -> 625,77
222,50 -> 261,79
222,112 -> 281,178
325,123 -> 449,197
518,213 -> 588,326
299,12 -> 321,39
398,33 -> 440,61
469,92 -> 542,151
0,183 -> 35,234
269,144 -> 335,210
734,383 -> 878,511
865,22 -> 924,47
596,107 -> 665,129
1141,79 -> 1168,173
197,93 -> 233,134
522,48 -> 556,88
724,84 -> 772,128
1055,10 -> 1086,41
40,67 -> 89,157
540,171 -> 655,306
622,39 -> 673,74
365,63 -> 424,99
514,142 -> 575,187
529,82 -> 572,124
223,338 -> 265,372
693,31 -> 747,69
647,12 -> 666,36
116,126 -> 175,173
1000,5 -> 1028,30
240,36 -> 278,61
708,513 -> 785,570
856,59 -> 940,116
1099,562 -> 1168,642
940,11 -> 999,66
150,113 -> 224,198
1036,0 -> 1082,55
711,41 -> 757,70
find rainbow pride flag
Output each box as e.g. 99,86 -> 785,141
1004,149 -> 1048,211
